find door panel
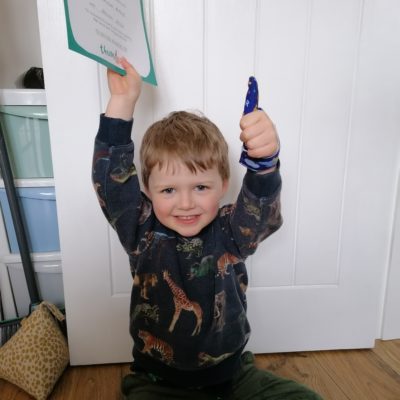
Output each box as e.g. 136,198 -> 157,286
37,0 -> 400,364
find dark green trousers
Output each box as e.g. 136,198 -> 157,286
121,352 -> 323,400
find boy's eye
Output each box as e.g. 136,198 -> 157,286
196,185 -> 208,191
161,188 -> 175,194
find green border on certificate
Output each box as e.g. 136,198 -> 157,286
64,0 -> 157,86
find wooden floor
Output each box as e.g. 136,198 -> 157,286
1,339 -> 400,399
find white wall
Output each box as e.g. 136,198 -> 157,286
0,0 -> 43,88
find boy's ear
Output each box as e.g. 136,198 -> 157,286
143,185 -> 152,200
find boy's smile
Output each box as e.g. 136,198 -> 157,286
146,161 -> 228,237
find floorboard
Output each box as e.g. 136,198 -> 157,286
1,340 -> 399,399
255,352 -> 349,399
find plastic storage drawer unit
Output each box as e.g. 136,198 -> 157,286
0,186 -> 60,253
0,105 -> 53,178
6,258 -> 64,317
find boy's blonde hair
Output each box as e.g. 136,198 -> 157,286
140,111 -> 230,188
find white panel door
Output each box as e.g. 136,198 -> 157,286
382,172 -> 400,340
37,0 -> 400,364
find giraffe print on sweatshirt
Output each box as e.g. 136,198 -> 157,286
163,270 -> 203,336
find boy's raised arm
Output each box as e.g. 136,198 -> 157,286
105,57 -> 142,121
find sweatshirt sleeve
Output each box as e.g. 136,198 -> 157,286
220,166 -> 283,259
92,114 -> 152,254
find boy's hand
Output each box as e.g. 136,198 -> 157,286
105,57 -> 142,121
239,110 -> 279,173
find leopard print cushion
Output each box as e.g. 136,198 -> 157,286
0,302 -> 69,400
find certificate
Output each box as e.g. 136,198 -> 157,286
64,0 -> 157,85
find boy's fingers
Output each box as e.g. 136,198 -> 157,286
116,56 -> 130,69
240,116 -> 273,143
244,128 -> 271,150
240,109 -> 268,130
118,57 -> 140,78
107,66 -> 119,78
246,139 -> 278,158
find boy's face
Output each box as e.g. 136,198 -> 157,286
145,161 -> 228,237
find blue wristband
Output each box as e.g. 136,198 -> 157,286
239,77 -> 280,172
239,146 -> 280,171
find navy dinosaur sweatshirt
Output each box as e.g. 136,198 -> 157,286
92,114 -> 282,387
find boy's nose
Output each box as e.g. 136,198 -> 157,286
178,192 -> 195,209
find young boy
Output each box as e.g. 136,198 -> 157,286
92,58 -> 323,399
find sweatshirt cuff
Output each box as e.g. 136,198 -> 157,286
243,163 -> 282,199
96,114 -> 134,146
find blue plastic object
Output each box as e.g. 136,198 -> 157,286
243,76 -> 259,115
0,187 -> 60,253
